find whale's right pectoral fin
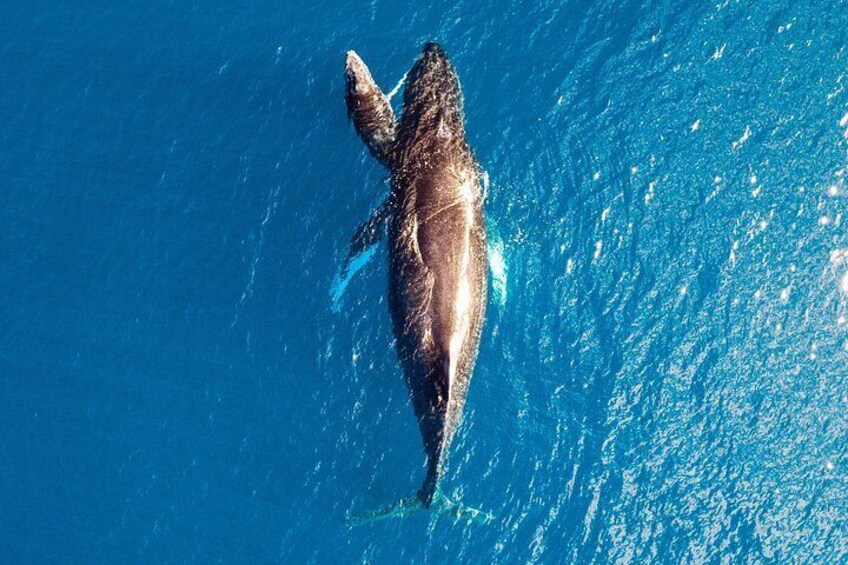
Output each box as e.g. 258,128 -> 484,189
331,199 -> 392,312
344,199 -> 391,272
345,51 -> 397,166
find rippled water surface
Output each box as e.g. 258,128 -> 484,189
3,1 -> 848,562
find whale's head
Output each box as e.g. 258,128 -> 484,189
399,42 -> 465,148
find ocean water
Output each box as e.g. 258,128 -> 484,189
3,1 -> 848,563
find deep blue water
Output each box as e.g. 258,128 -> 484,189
3,1 -> 848,563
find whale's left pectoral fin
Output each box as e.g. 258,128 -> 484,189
345,51 -> 397,166
331,199 -> 392,312
347,200 -> 391,268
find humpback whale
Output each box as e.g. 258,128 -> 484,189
342,43 -> 489,515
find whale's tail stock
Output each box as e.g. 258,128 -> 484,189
347,452 -> 491,526
349,455 -> 491,526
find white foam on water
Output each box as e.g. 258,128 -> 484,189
732,125 -> 751,149
387,71 -> 408,102
489,238 -> 508,308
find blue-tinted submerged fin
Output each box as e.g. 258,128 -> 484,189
331,199 -> 392,312
430,493 -> 494,524
331,244 -> 378,312
347,496 -> 424,526
347,493 -> 493,527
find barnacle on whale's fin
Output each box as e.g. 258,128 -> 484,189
344,50 -> 397,165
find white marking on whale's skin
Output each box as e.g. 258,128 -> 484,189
448,177 -> 475,391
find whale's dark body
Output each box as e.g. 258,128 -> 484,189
343,43 -> 487,507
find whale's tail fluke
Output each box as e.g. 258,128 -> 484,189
344,50 -> 397,165
347,492 -> 493,527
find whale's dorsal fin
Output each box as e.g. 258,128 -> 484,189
345,51 -> 397,166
